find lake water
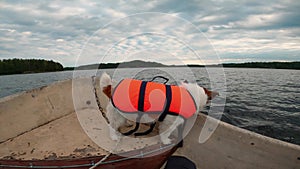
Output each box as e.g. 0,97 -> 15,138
0,68 -> 299,145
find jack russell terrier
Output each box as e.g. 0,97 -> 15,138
100,72 -> 218,145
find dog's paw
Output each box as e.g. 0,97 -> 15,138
110,133 -> 119,141
109,126 -> 119,141
161,137 -> 172,145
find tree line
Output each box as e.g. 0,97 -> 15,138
0,58 -> 63,75
222,62 -> 300,70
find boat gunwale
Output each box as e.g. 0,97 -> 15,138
0,143 -> 177,168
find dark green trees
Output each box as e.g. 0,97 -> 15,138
222,62 -> 300,69
0,58 -> 63,75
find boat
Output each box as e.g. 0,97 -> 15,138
0,78 -> 178,169
175,113 -> 300,169
0,77 -> 300,169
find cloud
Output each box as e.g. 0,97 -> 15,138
0,0 -> 299,66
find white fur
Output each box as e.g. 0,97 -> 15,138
100,72 -> 209,143
100,72 -> 112,88
180,82 -> 208,110
106,102 -> 126,140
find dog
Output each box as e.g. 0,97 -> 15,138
100,72 -> 218,145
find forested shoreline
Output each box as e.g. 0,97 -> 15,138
1,59 -> 299,76
74,60 -> 300,70
0,58 -> 63,75
221,62 -> 300,70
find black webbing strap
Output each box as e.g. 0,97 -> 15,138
158,85 -> 172,122
122,81 -> 148,136
138,81 -> 147,112
134,122 -> 157,136
150,76 -> 169,84
122,113 -> 142,136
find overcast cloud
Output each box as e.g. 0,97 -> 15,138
0,0 -> 299,66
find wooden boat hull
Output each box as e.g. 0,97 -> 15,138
0,144 -> 177,169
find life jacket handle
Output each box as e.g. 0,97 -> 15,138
150,76 -> 169,84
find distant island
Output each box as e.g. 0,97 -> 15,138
1,59 -> 299,76
0,58 -> 63,75
75,60 -> 167,70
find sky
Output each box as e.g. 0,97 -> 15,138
0,0 -> 299,67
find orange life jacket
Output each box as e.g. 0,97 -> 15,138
111,78 -> 197,119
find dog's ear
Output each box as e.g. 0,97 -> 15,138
103,85 -> 112,98
203,87 -> 219,100
100,72 -> 112,87
100,72 -> 112,98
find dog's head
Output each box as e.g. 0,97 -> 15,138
100,72 -> 113,98
180,81 -> 218,110
203,87 -> 219,101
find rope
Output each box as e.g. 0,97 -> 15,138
92,76 -> 110,124
89,138 -> 122,169
90,76 -> 121,168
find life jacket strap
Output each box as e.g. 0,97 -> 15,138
134,122 -> 157,136
138,81 -> 147,112
158,85 -> 172,122
150,76 -> 169,84
121,113 -> 142,136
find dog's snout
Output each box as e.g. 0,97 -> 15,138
203,87 -> 219,100
211,91 -> 219,99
